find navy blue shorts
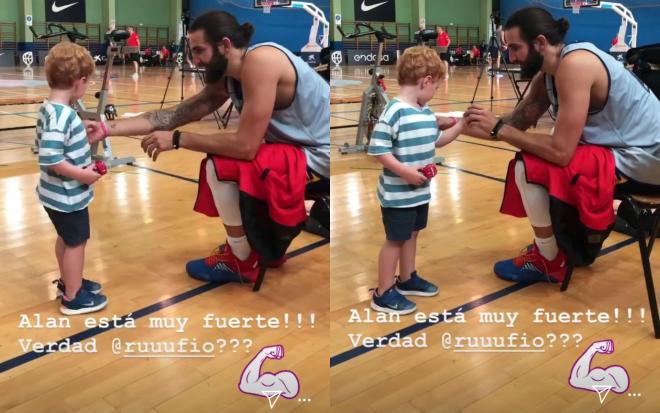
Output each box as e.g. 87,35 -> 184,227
44,207 -> 90,247
381,204 -> 429,241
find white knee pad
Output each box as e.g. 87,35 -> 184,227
514,160 -> 552,228
205,159 -> 242,226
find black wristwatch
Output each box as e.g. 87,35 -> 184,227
172,130 -> 181,149
490,119 -> 505,139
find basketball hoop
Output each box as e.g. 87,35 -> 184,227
263,0 -> 273,14
570,0 -> 582,14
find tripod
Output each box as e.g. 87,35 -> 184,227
158,18 -> 227,129
470,14 -> 521,110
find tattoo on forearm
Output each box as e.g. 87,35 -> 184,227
504,100 -> 546,131
145,110 -> 180,130
144,88 -> 223,130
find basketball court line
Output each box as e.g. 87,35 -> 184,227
329,144 -> 639,367
329,113 -> 359,123
439,163 -> 506,183
0,237 -> 330,374
0,100 -> 181,117
454,138 -> 518,153
129,163 -> 199,184
329,98 -> 518,117
330,237 -> 637,367
0,157 -> 329,373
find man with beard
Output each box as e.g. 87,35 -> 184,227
88,11 -> 330,283
461,7 -> 659,284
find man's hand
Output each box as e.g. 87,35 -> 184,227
463,105 -> 499,140
400,166 -> 428,186
84,120 -> 107,144
79,165 -> 102,185
142,131 -> 174,161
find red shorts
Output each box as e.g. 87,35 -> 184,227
194,143 -> 308,228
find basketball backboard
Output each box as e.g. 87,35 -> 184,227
254,0 -> 291,8
563,0 -> 600,14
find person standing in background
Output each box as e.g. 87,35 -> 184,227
126,26 -> 141,79
436,26 -> 451,78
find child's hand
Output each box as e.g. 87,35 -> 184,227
79,165 -> 102,185
400,166 -> 428,186
436,116 -> 458,130
418,164 -> 438,179
84,120 -> 107,144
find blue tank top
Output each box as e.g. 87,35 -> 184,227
545,42 -> 660,184
227,42 -> 330,178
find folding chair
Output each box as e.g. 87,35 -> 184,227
560,192 -> 660,338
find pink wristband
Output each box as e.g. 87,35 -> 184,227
99,121 -> 109,138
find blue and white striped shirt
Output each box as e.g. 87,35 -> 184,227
36,101 -> 93,212
368,99 -> 440,208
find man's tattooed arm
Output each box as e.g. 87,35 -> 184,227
501,72 -> 551,131
145,85 -> 229,130
106,85 -> 229,135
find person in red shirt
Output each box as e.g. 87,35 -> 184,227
435,26 -> 451,77
470,45 -> 481,64
159,45 -> 170,66
126,26 -> 141,79
454,45 -> 464,65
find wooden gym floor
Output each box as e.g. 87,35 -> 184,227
330,64 -> 659,413
0,64 -> 329,412
0,58 -> 658,413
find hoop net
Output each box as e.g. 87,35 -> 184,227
570,0 -> 582,14
263,0 -> 273,13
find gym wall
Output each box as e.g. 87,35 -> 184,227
28,0 -> 99,27
501,0 -> 660,52
337,0 -> 482,28
2,1 -> 178,45
426,0 -> 484,27
116,0 -> 172,27
4,1 -> 21,26
189,0 -> 331,53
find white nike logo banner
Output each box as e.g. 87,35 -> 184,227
46,0 -> 86,23
361,0 -> 387,12
52,1 -> 78,12
354,0 -> 395,22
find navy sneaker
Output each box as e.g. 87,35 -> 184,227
54,278 -> 102,297
60,287 -> 108,315
370,286 -> 416,315
396,271 -> 439,297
